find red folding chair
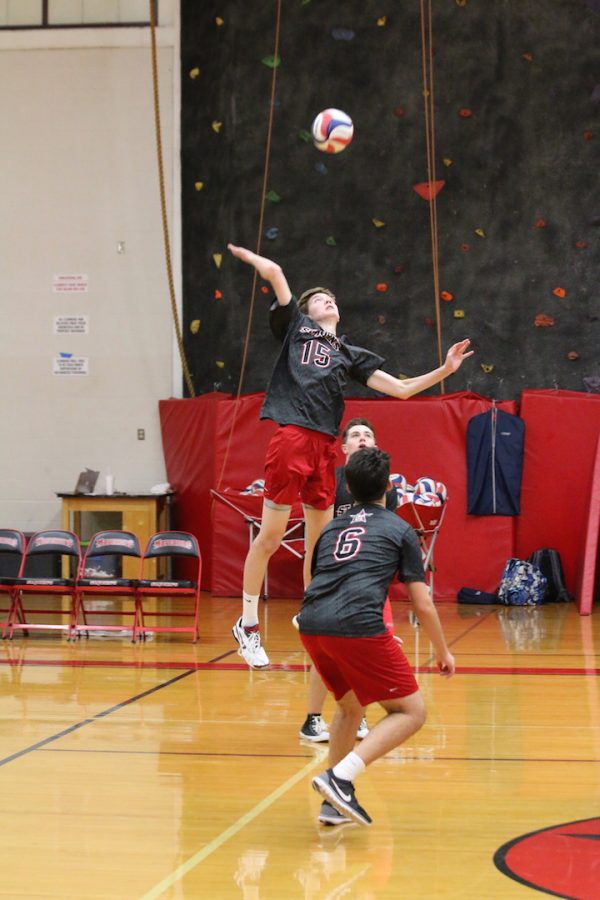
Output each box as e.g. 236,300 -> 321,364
210,489 -> 304,598
6,530 -> 81,639
0,530 -> 27,638
135,531 -> 202,643
73,530 -> 141,641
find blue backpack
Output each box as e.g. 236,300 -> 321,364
498,558 -> 547,606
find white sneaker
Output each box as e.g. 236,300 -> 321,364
232,617 -> 270,668
356,717 -> 369,740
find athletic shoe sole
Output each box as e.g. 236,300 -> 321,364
299,730 -> 330,743
318,802 -> 352,826
312,771 -> 372,827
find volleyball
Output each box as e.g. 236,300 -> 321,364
390,473 -> 408,492
414,491 -> 442,507
415,477 -> 437,495
311,108 -> 354,153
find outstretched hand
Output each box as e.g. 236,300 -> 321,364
227,243 -> 281,282
444,339 -> 474,374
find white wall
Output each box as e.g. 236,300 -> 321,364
0,9 -> 181,531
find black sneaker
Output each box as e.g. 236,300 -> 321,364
312,768 -> 372,826
318,801 -> 352,826
299,714 -> 329,742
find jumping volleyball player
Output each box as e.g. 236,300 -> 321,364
228,243 -> 473,668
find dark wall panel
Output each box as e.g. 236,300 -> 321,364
181,1 -> 600,401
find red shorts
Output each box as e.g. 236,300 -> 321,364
263,425 -> 337,509
300,632 -> 419,707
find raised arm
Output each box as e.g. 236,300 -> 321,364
227,244 -> 292,306
366,339 -> 473,399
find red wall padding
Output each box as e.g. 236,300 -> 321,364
160,391 -> 517,600
515,390 -> 600,614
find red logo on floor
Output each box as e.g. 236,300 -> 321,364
494,817 -> 600,899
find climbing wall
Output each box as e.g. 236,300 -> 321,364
180,1 -> 600,402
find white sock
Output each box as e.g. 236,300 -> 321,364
332,751 -> 365,783
242,592 -> 260,628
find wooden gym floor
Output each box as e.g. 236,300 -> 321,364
0,595 -> 598,899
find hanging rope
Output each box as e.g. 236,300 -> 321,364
149,0 -> 195,397
419,0 -> 445,392
216,0 -> 283,489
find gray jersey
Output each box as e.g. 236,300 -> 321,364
297,504 -> 426,637
260,301 -> 384,437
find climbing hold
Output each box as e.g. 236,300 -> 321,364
459,108 -> 473,118
298,129 -> 312,143
378,315 -> 386,325
567,351 -> 580,361
214,290 -> 223,300
266,190 -> 281,203
552,287 -> 566,298
194,181 -> 204,191
314,162 -> 328,175
393,106 -> 406,118
440,291 -> 454,301
213,253 -> 222,268
534,219 -> 546,228
189,67 -> 201,79
583,131 -> 594,141
190,319 -> 201,334
376,16 -> 387,26
215,17 -> 224,26
372,219 -> 386,228
216,360 -> 225,369
413,180 -> 445,200
575,240 -> 588,249
375,283 -> 388,293
460,243 -> 470,252
211,120 -> 222,133
262,55 -> 281,68
481,363 -> 494,374
260,286 -> 270,294
325,235 -> 337,246
265,227 -> 279,240
475,228 -> 486,238
534,314 -> 555,327
453,309 -> 465,318
443,158 -> 453,167
393,265 -> 403,274
522,52 -> 533,62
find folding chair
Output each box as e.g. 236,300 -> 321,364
6,530 -> 81,639
0,530 -> 27,637
135,531 -> 201,643
211,488 -> 304,598
73,530 -> 141,641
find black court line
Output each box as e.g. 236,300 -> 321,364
0,667 -> 197,768
37,748 -> 600,764
40,748 -> 314,758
